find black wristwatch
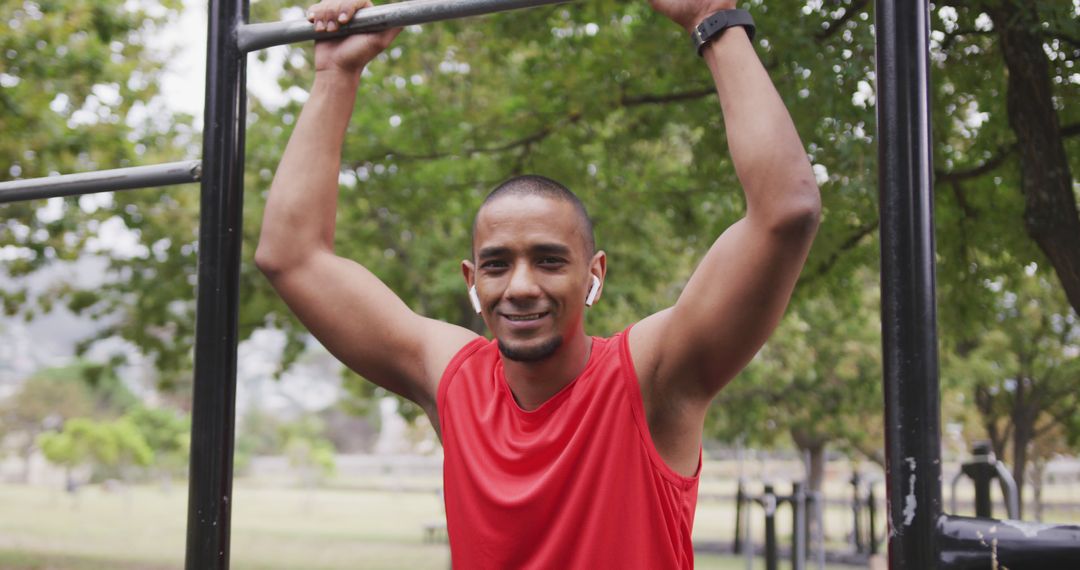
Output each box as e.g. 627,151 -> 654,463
691,9 -> 756,56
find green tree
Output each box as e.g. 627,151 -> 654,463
0,366 -> 94,482
708,269 -> 883,493
125,405 -> 190,482
942,262 -> 1080,517
234,410 -> 338,482
38,415 -> 154,487
285,435 -> 336,487
2,0 -> 1074,436
0,0 -> 198,381
0,361 -> 136,481
0,0 -> 187,267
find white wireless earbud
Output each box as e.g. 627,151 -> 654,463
585,275 -> 601,307
469,285 -> 482,314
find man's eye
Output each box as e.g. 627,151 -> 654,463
539,257 -> 565,266
481,261 -> 507,269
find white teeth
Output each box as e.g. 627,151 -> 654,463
506,313 -> 543,321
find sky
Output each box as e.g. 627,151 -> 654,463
161,0 -> 298,119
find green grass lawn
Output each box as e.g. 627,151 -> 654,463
0,482 -> 858,569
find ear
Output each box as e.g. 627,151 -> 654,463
585,275 -> 601,306
461,259 -> 475,288
586,251 -> 607,307
462,260 -> 481,314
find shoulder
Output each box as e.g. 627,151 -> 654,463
626,308 -> 674,386
437,335 -> 495,381
582,323 -> 659,401
434,336 -> 496,398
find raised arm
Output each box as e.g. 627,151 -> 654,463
255,0 -> 478,416
631,0 -> 820,470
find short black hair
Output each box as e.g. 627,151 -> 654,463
472,175 -> 596,256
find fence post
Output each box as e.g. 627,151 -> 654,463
792,481 -> 807,570
868,482 -> 879,555
734,478 -> 745,554
184,0 -> 249,568
763,484 -> 778,570
852,473 -> 865,553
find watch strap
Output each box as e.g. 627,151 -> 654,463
691,9 -> 756,56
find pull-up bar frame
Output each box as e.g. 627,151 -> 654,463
0,2 -> 572,569
0,161 -> 202,204
875,0 -> 1080,568
238,0 -> 572,52
2,1 -> 1077,568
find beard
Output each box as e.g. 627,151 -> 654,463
497,335 -> 563,362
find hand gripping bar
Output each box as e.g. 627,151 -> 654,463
238,0 -> 574,53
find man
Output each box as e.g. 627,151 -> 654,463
256,0 -> 820,567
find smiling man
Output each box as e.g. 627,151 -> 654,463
256,0 -> 820,567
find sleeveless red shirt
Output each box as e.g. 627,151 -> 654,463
437,329 -> 701,569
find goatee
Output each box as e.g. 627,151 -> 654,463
498,336 -> 563,362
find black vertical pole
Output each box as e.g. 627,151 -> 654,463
763,484 -> 778,570
792,481 -> 806,570
734,479 -> 745,554
962,441 -> 996,518
185,0 -> 249,569
971,472 -> 993,519
875,1 -> 941,569
868,483 -> 879,555
852,474 -> 865,553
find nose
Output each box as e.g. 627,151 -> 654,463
504,263 -> 541,302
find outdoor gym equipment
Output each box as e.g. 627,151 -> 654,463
733,480 -> 822,570
0,2 -> 572,568
2,1 -> 1079,568
239,0 -> 574,52
850,473 -> 881,556
876,2 -> 1080,567
949,441 -> 1020,520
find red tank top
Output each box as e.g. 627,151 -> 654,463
437,329 -> 701,569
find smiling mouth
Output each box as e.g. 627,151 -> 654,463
503,312 -> 549,322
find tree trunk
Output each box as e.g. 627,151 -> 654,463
806,442 -> 826,497
19,436 -> 38,485
975,385 -> 1008,460
1030,458 -> 1046,522
791,429 -> 828,495
791,429 -> 828,546
21,445 -> 33,484
986,2 -> 1080,315
1009,376 -> 1037,520
1011,419 -> 1031,519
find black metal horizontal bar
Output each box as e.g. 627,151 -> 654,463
939,514 -> 1080,569
0,160 -> 202,204
238,0 -> 574,52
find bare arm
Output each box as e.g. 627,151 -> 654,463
633,0 -> 820,468
255,0 -> 477,414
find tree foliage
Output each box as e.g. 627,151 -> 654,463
0,0 -> 198,379
0,362 -> 135,456
125,404 -> 190,477
38,415 -> 154,481
0,365 -> 96,481
708,268 -> 883,490
1,0 -> 1076,458
0,360 -> 181,484
942,262 -> 1080,515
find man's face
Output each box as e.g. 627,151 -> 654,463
466,194 -> 599,362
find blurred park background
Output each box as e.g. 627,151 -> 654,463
1,0 -> 1078,567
